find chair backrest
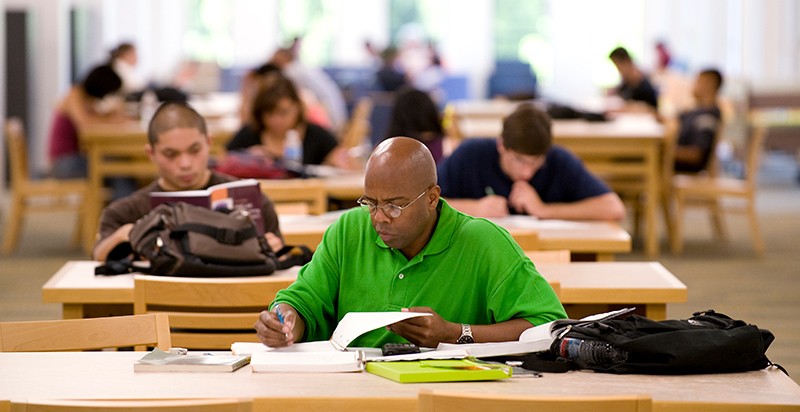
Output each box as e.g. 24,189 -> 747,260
133,275 -> 292,350
254,396 -> 415,412
11,398 -> 253,412
340,96 -> 374,149
418,390 -> 652,412
258,178 -> 328,215
0,314 -> 171,352
743,127 -> 767,188
524,249 -> 571,264
4,117 -> 30,186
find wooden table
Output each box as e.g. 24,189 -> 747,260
1,352 -> 798,411
79,117 -> 239,253
41,261 -> 300,320
42,261 -> 684,321
279,212 -> 631,261
535,262 -> 686,321
449,100 -> 665,257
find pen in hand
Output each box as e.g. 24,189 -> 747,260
275,305 -> 285,325
275,305 -> 289,340
485,186 -> 495,197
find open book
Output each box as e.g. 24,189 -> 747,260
134,348 -> 250,372
150,178 -> 264,235
238,311 -> 461,373
435,308 -> 635,358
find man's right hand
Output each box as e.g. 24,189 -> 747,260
254,303 -> 303,348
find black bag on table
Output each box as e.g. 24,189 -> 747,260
557,310 -> 777,375
96,202 -> 297,277
487,310 -> 780,375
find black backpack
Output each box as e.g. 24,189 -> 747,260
96,202 -> 311,277
488,310 -> 781,375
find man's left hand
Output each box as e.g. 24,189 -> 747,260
508,180 -> 547,217
385,307 -> 460,348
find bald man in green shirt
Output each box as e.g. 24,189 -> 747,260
255,137 -> 566,348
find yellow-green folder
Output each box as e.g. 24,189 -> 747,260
366,359 -> 512,383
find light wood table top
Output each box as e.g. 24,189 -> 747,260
42,261 -> 684,321
0,352 -> 797,411
279,212 -> 631,261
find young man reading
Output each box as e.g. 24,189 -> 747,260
254,137 -> 566,349
92,102 -> 283,261
437,103 -> 626,221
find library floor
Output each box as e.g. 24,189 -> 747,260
2,153 -> 799,384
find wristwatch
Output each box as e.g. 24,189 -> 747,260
456,323 -> 474,344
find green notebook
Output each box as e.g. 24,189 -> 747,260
366,359 -> 512,383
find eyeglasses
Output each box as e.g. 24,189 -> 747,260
357,187 -> 432,219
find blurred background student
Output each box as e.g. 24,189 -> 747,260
385,87 -> 447,164
225,73 -> 348,169
47,64 -> 125,180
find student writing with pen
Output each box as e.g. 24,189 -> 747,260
255,137 -> 566,349
437,103 -> 626,221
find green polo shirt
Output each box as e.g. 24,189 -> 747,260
273,199 -> 566,347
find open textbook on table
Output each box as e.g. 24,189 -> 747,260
232,311 -> 467,372
233,308 -> 632,373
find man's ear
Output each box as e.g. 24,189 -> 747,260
496,138 -> 505,154
427,185 -> 441,209
145,144 -> 155,162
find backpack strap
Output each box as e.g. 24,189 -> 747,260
170,223 -> 258,246
95,242 -> 148,276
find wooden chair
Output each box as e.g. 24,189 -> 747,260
340,96 -> 373,149
133,275 -> 293,350
670,127 -> 767,256
418,390 -> 653,412
611,116 -> 682,244
2,118 -> 89,254
10,398 -> 253,412
0,314 -> 171,352
254,397 -> 415,412
525,249 -> 571,264
258,178 -> 327,215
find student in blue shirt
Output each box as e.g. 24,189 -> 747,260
437,103 -> 626,221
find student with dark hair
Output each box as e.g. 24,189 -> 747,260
674,69 -> 725,173
386,88 -> 445,163
47,64 -> 124,180
437,103 -> 625,221
226,73 -> 345,168
608,46 -> 659,111
92,102 -> 282,262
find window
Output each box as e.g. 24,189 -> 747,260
493,0 -> 551,85
183,0 -> 234,67
279,0 -> 338,67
